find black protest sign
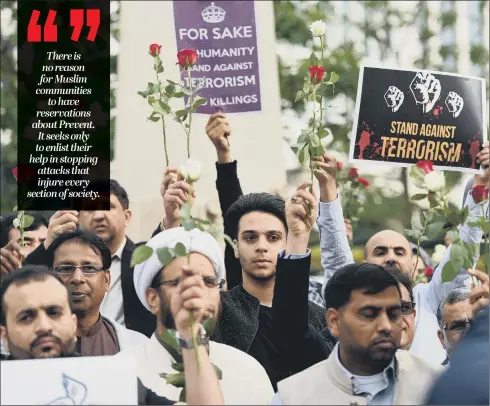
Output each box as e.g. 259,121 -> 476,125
349,66 -> 487,174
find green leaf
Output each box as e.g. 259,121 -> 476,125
159,371 -> 185,387
147,82 -> 159,94
441,261 -> 459,283
329,71 -> 339,84
130,245 -> 153,267
409,165 -> 426,189
180,203 -> 191,220
147,112 -> 161,122
310,133 -> 321,148
12,205 -> 18,212
137,90 -> 149,98
411,212 -> 423,231
173,91 -> 185,98
309,145 -> 325,157
298,145 -> 310,167
308,51 -> 319,66
203,318 -> 217,335
167,79 -> 179,86
477,253 -> 489,274
213,364 -> 223,380
192,98 -> 207,111
175,109 -> 188,118
173,242 -> 187,257
179,388 -> 186,402
295,90 -> 304,102
468,219 -> 490,234
171,362 -> 185,373
404,229 -> 421,241
157,247 -> 174,266
411,193 -> 427,201
425,221 -> 446,239
183,219 -> 196,231
148,95 -> 157,105
318,127 -> 331,139
164,84 -> 175,95
450,242 -> 466,270
23,214 -> 34,228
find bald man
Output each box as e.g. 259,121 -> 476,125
318,159 -> 489,365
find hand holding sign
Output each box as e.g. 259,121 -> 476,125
409,72 -> 441,113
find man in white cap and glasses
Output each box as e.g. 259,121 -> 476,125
120,227 -> 274,405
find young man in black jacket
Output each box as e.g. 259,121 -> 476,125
155,114 -> 331,389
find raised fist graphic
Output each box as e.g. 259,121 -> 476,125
384,86 -> 404,112
445,91 -> 464,118
409,72 -> 441,113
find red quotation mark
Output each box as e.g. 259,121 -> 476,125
27,9 -> 58,42
70,9 -> 100,42
26,9 -> 100,43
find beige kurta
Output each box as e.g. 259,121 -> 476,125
124,334 -> 274,405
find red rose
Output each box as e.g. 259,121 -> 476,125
149,43 -> 162,57
472,185 -> 489,203
336,161 -> 344,170
309,66 -> 325,85
177,49 -> 198,68
424,266 -> 434,277
416,160 -> 433,174
12,167 -> 18,181
348,168 -> 359,178
358,177 -> 370,188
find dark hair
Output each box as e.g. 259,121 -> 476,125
390,269 -> 413,302
110,179 -> 129,210
324,263 -> 401,310
225,193 -> 288,239
1,265 -> 67,325
0,212 -> 48,247
45,229 -> 112,270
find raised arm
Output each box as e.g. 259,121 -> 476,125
206,113 -> 244,290
315,154 -> 354,296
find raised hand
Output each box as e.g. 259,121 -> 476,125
44,210 -> 78,248
285,181 -> 318,255
1,241 -> 23,277
163,180 -> 193,229
160,167 -> 180,200
312,153 -> 338,203
467,269 -> 489,318
170,264 -> 207,339
205,112 -> 231,163
409,72 -> 441,113
445,91 -> 464,118
474,141 -> 489,187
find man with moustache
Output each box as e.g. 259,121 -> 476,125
24,180 -> 156,337
125,227 -> 274,405
273,264 -> 441,405
0,265 -> 225,405
45,229 -> 147,356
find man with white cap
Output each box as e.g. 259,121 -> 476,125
124,227 -> 274,405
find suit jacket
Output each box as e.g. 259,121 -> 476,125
24,238 -> 156,338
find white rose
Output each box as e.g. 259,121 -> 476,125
179,159 -> 202,182
309,20 -> 327,37
424,171 -> 445,192
432,244 -> 446,264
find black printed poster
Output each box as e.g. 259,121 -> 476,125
349,66 -> 487,174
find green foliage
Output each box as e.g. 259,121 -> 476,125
130,245 -> 153,267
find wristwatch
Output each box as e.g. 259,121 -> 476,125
176,324 -> 208,349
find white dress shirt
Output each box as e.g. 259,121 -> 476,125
100,238 -> 126,325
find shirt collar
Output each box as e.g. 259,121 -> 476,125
334,343 -> 397,384
112,237 -> 127,261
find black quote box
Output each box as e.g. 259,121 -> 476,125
17,0 -> 110,210
349,66 -> 487,174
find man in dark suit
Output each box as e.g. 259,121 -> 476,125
23,180 -> 156,337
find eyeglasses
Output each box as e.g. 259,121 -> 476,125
53,265 -> 104,275
401,301 -> 416,316
444,318 -> 473,332
153,276 -> 225,289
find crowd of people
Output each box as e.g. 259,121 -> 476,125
1,112 -> 489,405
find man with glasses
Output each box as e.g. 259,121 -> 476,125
126,227 -> 275,405
45,229 -> 147,356
436,288 -> 473,365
